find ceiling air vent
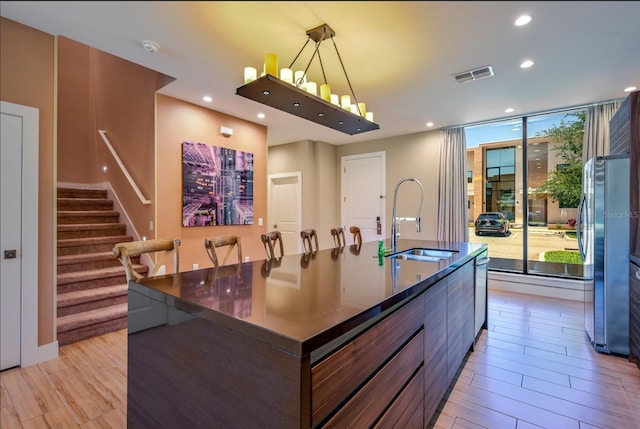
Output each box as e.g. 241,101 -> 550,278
453,66 -> 494,84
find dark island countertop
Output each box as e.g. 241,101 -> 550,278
131,239 -> 487,358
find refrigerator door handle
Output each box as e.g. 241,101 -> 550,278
577,193 -> 586,261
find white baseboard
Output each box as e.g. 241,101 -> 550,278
488,271 -> 585,301
37,340 -> 59,364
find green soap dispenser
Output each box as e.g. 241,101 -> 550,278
378,240 -> 385,266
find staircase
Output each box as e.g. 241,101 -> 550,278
56,187 -> 147,346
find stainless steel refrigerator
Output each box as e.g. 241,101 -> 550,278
578,155 -> 630,355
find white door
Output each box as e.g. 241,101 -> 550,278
268,172 -> 302,255
341,152 -> 386,243
1,101 -> 39,369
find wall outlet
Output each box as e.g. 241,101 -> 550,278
149,220 -> 154,231
192,263 -> 199,270
258,218 -> 263,226
244,256 -> 250,262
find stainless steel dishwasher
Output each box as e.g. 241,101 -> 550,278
475,250 -> 489,338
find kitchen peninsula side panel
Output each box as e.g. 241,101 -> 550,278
127,288 -> 308,429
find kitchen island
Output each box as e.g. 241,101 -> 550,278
127,239 -> 488,428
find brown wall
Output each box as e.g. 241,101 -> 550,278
267,140 -> 338,250
57,36 -> 175,240
0,17 -> 56,345
0,17 -> 268,349
156,94 -> 268,272
337,131 -> 441,241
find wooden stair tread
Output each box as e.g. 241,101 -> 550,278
57,210 -> 119,216
57,264 -> 146,284
57,187 -> 108,198
55,186 -> 133,345
58,284 -> 128,308
57,197 -> 113,202
57,235 -> 133,247
57,303 -> 128,333
58,223 -> 126,231
57,251 -> 119,265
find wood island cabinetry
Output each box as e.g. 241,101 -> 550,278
127,240 -> 487,428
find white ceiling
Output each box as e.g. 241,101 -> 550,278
2,1 -> 639,147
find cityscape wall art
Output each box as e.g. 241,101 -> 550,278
182,141 -> 254,226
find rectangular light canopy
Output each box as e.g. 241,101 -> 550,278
236,74 -> 379,135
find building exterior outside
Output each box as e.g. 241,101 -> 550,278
467,136 -> 578,227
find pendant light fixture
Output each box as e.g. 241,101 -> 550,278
236,23 -> 379,136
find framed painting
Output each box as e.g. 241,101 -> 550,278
182,141 -> 254,226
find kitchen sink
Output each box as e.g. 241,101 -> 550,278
386,248 -> 457,262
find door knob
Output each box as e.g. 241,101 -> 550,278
4,250 -> 17,259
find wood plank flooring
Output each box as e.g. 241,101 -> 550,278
1,290 -> 638,428
432,290 -> 640,429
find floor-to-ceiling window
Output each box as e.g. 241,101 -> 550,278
526,111 -> 584,277
466,109 -> 585,278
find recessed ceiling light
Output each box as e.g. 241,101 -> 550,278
257,113 -> 265,119
202,96 -> 212,103
141,40 -> 159,53
520,60 -> 534,68
514,15 -> 532,26
505,107 -> 515,113
624,86 -> 637,92
426,122 -> 434,127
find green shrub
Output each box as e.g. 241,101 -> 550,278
544,250 -> 582,264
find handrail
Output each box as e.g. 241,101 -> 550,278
98,130 -> 151,205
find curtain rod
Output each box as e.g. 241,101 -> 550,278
441,97 -> 626,130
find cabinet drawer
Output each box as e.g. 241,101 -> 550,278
374,365 -> 424,429
323,330 -> 424,428
312,297 -> 424,427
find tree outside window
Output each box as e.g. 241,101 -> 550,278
534,112 -> 585,208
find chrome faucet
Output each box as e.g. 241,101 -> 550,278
391,178 -> 424,252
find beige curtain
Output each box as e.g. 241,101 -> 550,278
437,127 -> 468,242
583,100 -> 622,163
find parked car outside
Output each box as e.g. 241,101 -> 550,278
474,212 -> 510,236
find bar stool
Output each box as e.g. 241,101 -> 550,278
331,227 -> 346,248
113,238 -> 181,282
349,226 -> 363,246
300,229 -> 319,253
204,235 -> 242,267
261,230 -> 284,260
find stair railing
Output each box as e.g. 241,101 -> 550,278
98,130 -> 151,205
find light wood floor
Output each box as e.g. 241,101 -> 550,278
1,290 -> 639,428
